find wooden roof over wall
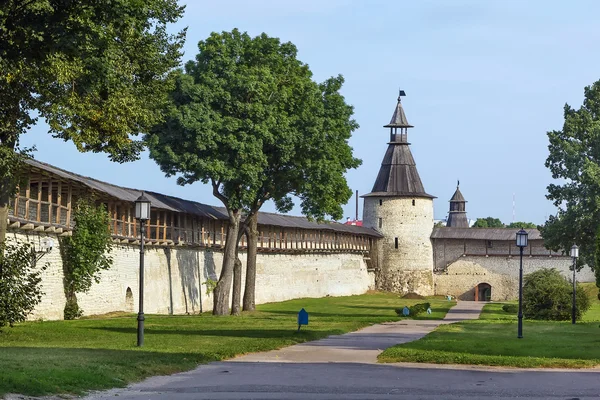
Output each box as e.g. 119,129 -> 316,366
25,159 -> 383,237
431,227 -> 543,241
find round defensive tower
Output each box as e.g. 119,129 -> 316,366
362,91 -> 435,295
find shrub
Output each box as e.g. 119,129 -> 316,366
502,304 -> 518,313
395,302 -> 431,317
60,198 -> 113,319
523,268 -> 590,321
0,242 -> 47,329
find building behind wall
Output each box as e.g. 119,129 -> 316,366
432,184 -> 594,301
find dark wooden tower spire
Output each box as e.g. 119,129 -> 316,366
363,91 -> 434,198
446,181 -> 469,227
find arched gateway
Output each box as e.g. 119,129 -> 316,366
475,283 -> 491,301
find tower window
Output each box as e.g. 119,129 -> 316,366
379,199 -> 382,206
378,218 -> 382,228
412,199 -> 415,206
395,237 -> 398,249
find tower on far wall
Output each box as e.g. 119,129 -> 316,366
361,90 -> 435,296
446,181 -> 469,228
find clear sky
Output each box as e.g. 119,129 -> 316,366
20,0 -> 600,225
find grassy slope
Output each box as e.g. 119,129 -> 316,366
379,284 -> 600,368
1,293 -> 453,397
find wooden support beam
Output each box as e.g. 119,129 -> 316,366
24,180 -> 30,220
36,182 -> 42,222
177,213 -> 182,243
56,181 -> 62,224
121,204 -> 127,237
13,186 -> 19,219
65,184 -> 72,229
220,221 -> 224,246
47,179 -> 53,224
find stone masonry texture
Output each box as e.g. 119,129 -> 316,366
363,196 -> 434,296
8,230 -> 371,320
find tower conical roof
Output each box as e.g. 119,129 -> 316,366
450,182 -> 466,202
384,93 -> 414,128
447,181 -> 468,227
362,91 -> 434,199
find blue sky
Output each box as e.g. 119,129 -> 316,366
20,0 -> 600,225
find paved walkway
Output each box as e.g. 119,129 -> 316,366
233,300 -> 485,364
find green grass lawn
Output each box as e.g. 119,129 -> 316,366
0,293 -> 453,397
379,283 -> 600,368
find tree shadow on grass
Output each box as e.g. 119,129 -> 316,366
88,327 -> 345,339
258,309 -> 396,318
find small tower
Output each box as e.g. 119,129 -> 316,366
446,181 -> 469,228
362,91 -> 435,295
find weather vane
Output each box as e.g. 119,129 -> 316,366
398,89 -> 406,101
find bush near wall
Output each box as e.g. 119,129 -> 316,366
523,268 -> 590,321
395,302 -> 431,317
0,242 -> 46,329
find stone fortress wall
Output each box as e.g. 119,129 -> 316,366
8,230 -> 373,321
433,238 -> 594,301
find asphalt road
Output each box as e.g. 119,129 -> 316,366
85,361 -> 600,400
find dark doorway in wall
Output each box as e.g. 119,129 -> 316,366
125,287 -> 134,312
475,283 -> 491,301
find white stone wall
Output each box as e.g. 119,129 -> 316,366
435,255 -> 594,301
5,231 -> 67,321
363,197 -> 434,295
433,238 -> 559,271
8,230 -> 371,320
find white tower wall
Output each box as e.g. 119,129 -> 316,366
363,197 -> 434,295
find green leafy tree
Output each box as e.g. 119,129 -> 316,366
0,242 -> 47,329
146,29 -> 361,315
60,198 -> 113,319
472,217 -> 504,228
542,80 -> 600,268
0,0 -> 186,243
506,222 -> 538,229
523,268 -> 590,321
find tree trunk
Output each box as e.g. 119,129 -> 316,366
0,194 -> 8,245
212,209 -> 241,315
231,254 -> 242,315
243,213 -> 258,311
0,140 -> 16,246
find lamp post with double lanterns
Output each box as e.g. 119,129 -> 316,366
571,244 -> 579,325
135,192 -> 151,347
515,229 -> 529,339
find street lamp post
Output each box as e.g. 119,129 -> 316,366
135,192 -> 151,347
515,229 -> 529,339
570,244 -> 579,325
